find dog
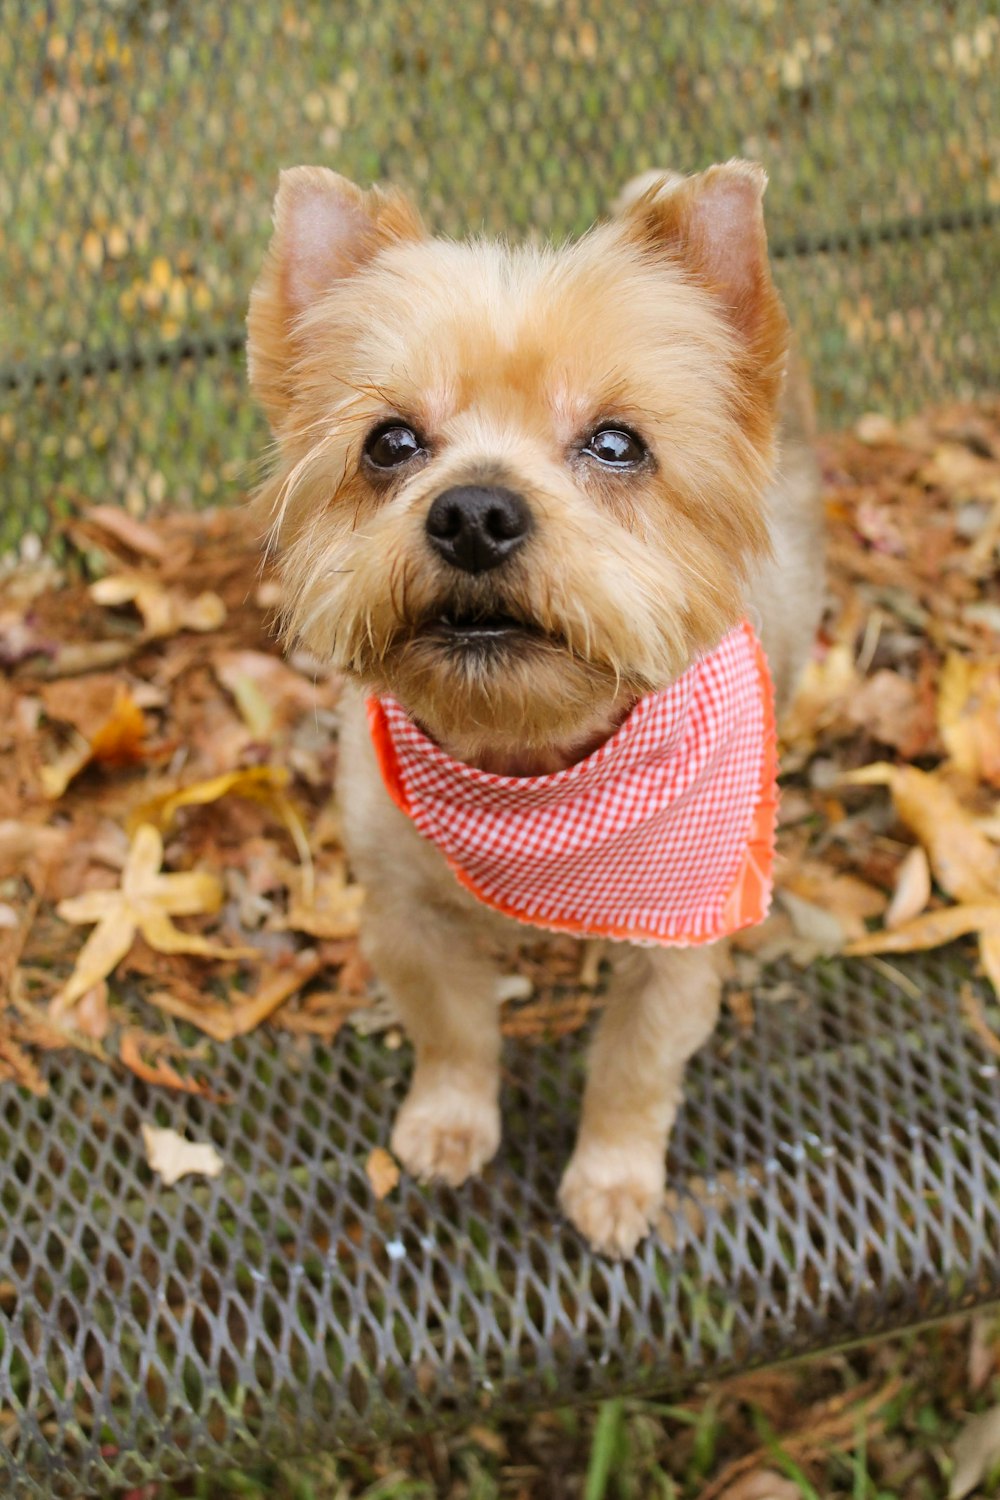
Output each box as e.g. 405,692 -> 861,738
246,160 -> 823,1257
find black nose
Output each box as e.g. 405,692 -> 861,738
425,485 -> 532,574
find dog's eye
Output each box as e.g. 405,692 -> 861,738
583,426 -> 647,467
365,424 -> 423,469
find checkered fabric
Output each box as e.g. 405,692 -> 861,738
367,621 -> 778,945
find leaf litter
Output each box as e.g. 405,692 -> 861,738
0,396 -> 999,1100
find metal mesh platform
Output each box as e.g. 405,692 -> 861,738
3,953 -> 1000,1496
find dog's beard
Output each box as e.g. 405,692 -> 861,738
271,467 -> 756,767
279,542 -> 702,768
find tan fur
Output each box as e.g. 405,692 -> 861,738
247,162 -> 824,1256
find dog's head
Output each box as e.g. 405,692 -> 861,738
247,163 -> 787,766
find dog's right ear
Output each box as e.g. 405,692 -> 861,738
247,166 -> 425,428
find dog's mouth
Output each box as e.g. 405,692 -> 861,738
422,607 -> 548,650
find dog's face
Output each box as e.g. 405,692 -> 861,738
248,164 -> 788,764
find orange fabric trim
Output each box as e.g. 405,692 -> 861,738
365,619 -> 777,946
717,620 -> 778,936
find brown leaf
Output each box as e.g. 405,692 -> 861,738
845,669 -> 936,758
39,685 -> 148,797
82,505 -> 172,562
0,821 -> 66,882
149,951 -> 326,1043
119,1029 -> 217,1097
19,638 -> 138,679
213,650 -> 317,738
0,1020 -> 48,1095
74,981 -> 110,1041
782,860 -> 886,940
366,1146 -> 400,1200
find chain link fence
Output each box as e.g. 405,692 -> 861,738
1,1 -> 998,556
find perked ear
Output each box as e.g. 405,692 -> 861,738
618,160 -> 788,425
247,166 -> 425,428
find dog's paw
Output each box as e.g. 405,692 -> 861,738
391,1084 -> 500,1188
558,1143 -> 665,1259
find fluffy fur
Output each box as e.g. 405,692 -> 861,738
248,161 -> 823,1255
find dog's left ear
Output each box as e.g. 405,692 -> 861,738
618,160 -> 787,426
248,166 -> 426,429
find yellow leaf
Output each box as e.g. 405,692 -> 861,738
53,823 -> 250,1016
130,766 -> 314,901
149,256 -> 172,291
844,763 -> 1000,902
131,765 -> 289,830
366,1147 -> 400,1200
780,643 -> 859,752
39,732 -> 92,799
284,865 -> 364,940
885,845 -> 932,929
938,654 -> 1000,786
846,903 -> 1000,957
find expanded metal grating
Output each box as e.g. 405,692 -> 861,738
3,953 -> 1000,1495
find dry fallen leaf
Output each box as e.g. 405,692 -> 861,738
40,687 -> 148,798
82,504 -> 172,563
844,763 -> 1000,902
213,649 -> 317,739
53,823 -> 252,1014
885,844 -> 932,929
121,1029 -> 220,1097
939,653 -> 1000,786
948,1402 -> 1000,1499
131,765 -> 313,897
0,1020 -> 48,1095
716,1472 -> 803,1500
91,572 -> 226,639
366,1146 -> 400,1200
141,1123 -> 224,1186
284,864 -> 365,940
847,903 -> 1000,955
149,950 -> 326,1042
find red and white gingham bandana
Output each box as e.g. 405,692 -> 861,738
366,621 -> 777,945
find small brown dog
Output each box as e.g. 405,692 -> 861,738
247,161 -> 822,1256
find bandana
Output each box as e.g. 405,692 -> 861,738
366,620 -> 777,946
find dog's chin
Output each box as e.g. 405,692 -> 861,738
367,616 -> 640,773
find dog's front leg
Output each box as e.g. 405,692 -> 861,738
559,944 -> 724,1257
362,892 -> 503,1188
